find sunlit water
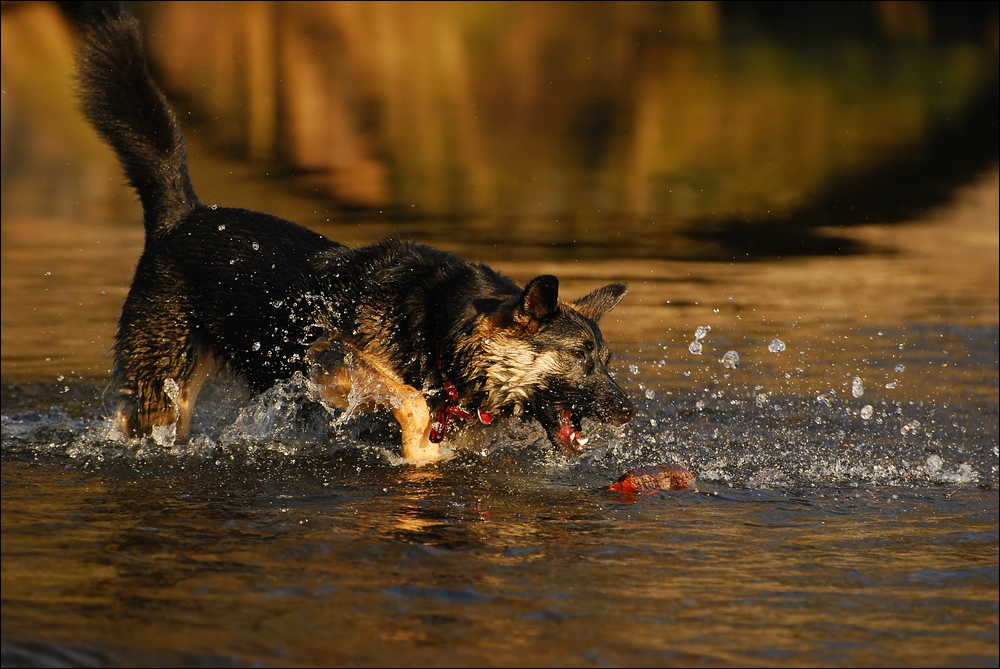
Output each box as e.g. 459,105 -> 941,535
2,8 -> 998,657
2,371 -> 998,666
3,168 -> 998,665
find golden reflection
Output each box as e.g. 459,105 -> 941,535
0,463 -> 121,615
388,466 -> 448,538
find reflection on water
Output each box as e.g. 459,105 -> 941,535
2,2 -> 998,667
2,454 -> 997,667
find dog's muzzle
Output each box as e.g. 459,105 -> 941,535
537,379 -> 635,454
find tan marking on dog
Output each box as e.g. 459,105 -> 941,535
174,349 -> 220,442
116,406 -> 136,440
115,383 -> 173,440
309,343 -> 440,465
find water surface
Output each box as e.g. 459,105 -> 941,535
3,169 -> 997,666
2,3 -> 998,666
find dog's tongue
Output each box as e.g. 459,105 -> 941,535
556,408 -> 588,452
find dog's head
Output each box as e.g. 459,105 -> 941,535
477,275 -> 635,453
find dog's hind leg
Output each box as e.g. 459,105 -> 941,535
112,279 -> 209,442
173,348 -> 219,441
115,348 -> 214,442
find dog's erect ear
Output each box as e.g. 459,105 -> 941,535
574,283 -> 628,321
521,275 -> 560,319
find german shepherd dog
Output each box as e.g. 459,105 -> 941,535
72,3 -> 634,463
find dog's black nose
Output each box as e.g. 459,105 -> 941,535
603,391 -> 635,426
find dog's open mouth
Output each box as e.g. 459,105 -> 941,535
554,408 -> 588,453
534,389 -> 634,455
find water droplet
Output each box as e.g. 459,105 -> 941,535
644,388 -> 655,400
694,325 -> 711,340
229,259 -> 236,265
860,404 -> 874,420
163,378 -> 180,405
628,364 -> 640,375
755,393 -> 769,407
218,224 -> 226,230
895,364 -> 905,373
851,376 -> 864,398
885,380 -> 898,389
720,350 -> 739,369
688,340 -> 703,355
252,342 -> 261,351
768,338 -> 785,353
252,242 -> 260,251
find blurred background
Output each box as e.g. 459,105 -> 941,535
2,0 -> 997,261
1,11 -> 998,664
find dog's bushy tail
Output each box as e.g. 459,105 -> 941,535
69,1 -> 199,235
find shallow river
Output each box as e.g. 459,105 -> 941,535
3,166 -> 997,667
2,4 -> 998,661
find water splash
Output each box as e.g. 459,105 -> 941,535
2,332 -> 996,493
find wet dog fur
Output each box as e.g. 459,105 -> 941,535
71,3 -> 634,463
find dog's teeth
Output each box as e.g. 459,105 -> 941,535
574,435 -> 588,447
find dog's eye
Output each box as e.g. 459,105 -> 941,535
571,349 -> 586,360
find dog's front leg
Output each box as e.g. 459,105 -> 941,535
391,390 -> 440,465
309,350 -> 440,465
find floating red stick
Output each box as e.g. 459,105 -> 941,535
608,464 -> 695,494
